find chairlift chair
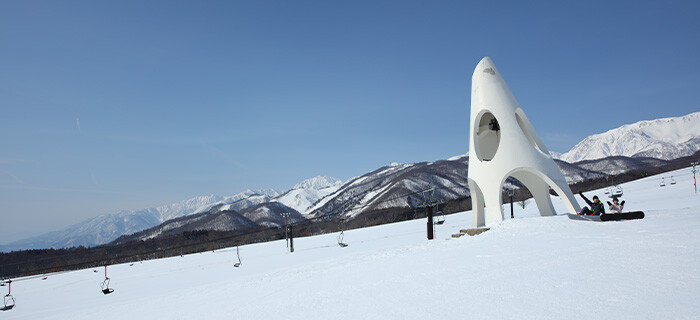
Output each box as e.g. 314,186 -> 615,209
611,186 -> 623,198
670,176 -> 676,185
234,246 -> 242,268
337,219 -> 349,248
1,280 -> 15,311
434,204 -> 445,225
101,279 -> 114,295
338,234 -> 349,248
435,213 -> 445,225
100,266 -> 114,295
660,177 -> 666,187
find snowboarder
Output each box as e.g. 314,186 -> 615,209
578,193 -> 605,215
606,198 -> 625,214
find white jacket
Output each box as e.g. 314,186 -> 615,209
608,203 -> 624,213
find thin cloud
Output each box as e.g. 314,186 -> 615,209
76,118 -> 81,131
5,172 -> 26,185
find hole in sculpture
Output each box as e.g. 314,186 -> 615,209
504,170 -> 563,217
501,176 -> 528,218
515,110 -> 546,154
475,111 -> 500,161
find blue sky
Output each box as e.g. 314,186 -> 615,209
1,0 -> 699,243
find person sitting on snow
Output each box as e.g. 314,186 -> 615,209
578,193 -> 605,215
606,197 -> 625,214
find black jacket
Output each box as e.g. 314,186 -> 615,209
580,193 -> 605,215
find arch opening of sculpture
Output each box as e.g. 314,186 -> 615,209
499,169 -> 561,218
474,111 -> 500,161
501,176 -> 529,216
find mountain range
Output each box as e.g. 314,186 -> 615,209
2,111 -> 698,252
558,111 -> 700,162
0,190 -> 279,252
114,153 -> 671,245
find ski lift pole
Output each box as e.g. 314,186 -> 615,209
288,225 -> 294,253
426,205 -> 434,240
692,162 -> 698,194
508,188 -> 515,219
281,213 -> 290,250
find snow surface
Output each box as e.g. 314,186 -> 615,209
3,168 -> 699,319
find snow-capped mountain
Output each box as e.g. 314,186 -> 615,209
275,187 -> 341,216
306,158 -> 471,219
113,201 -> 305,244
113,162 -> 471,244
0,190 -> 279,252
560,111 -> 700,163
292,176 -> 343,190
273,176 -> 344,216
570,156 -> 669,176
116,177 -> 345,243
553,160 -> 608,182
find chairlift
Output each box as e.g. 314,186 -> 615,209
660,177 -> 666,187
434,204 -> 445,225
670,176 -> 676,185
337,219 -> 348,248
611,186 -> 623,198
1,280 -> 15,311
100,266 -> 114,295
435,213 -> 445,225
234,246 -> 242,268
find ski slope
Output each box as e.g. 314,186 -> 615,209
3,167 -> 699,319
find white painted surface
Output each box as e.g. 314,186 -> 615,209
468,57 -> 581,227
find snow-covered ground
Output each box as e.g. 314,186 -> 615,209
3,167 -> 699,319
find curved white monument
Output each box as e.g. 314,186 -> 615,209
468,56 -> 581,227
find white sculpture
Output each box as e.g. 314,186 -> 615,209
467,57 -> 581,227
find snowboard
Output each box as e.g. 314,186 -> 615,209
600,211 -> 644,221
